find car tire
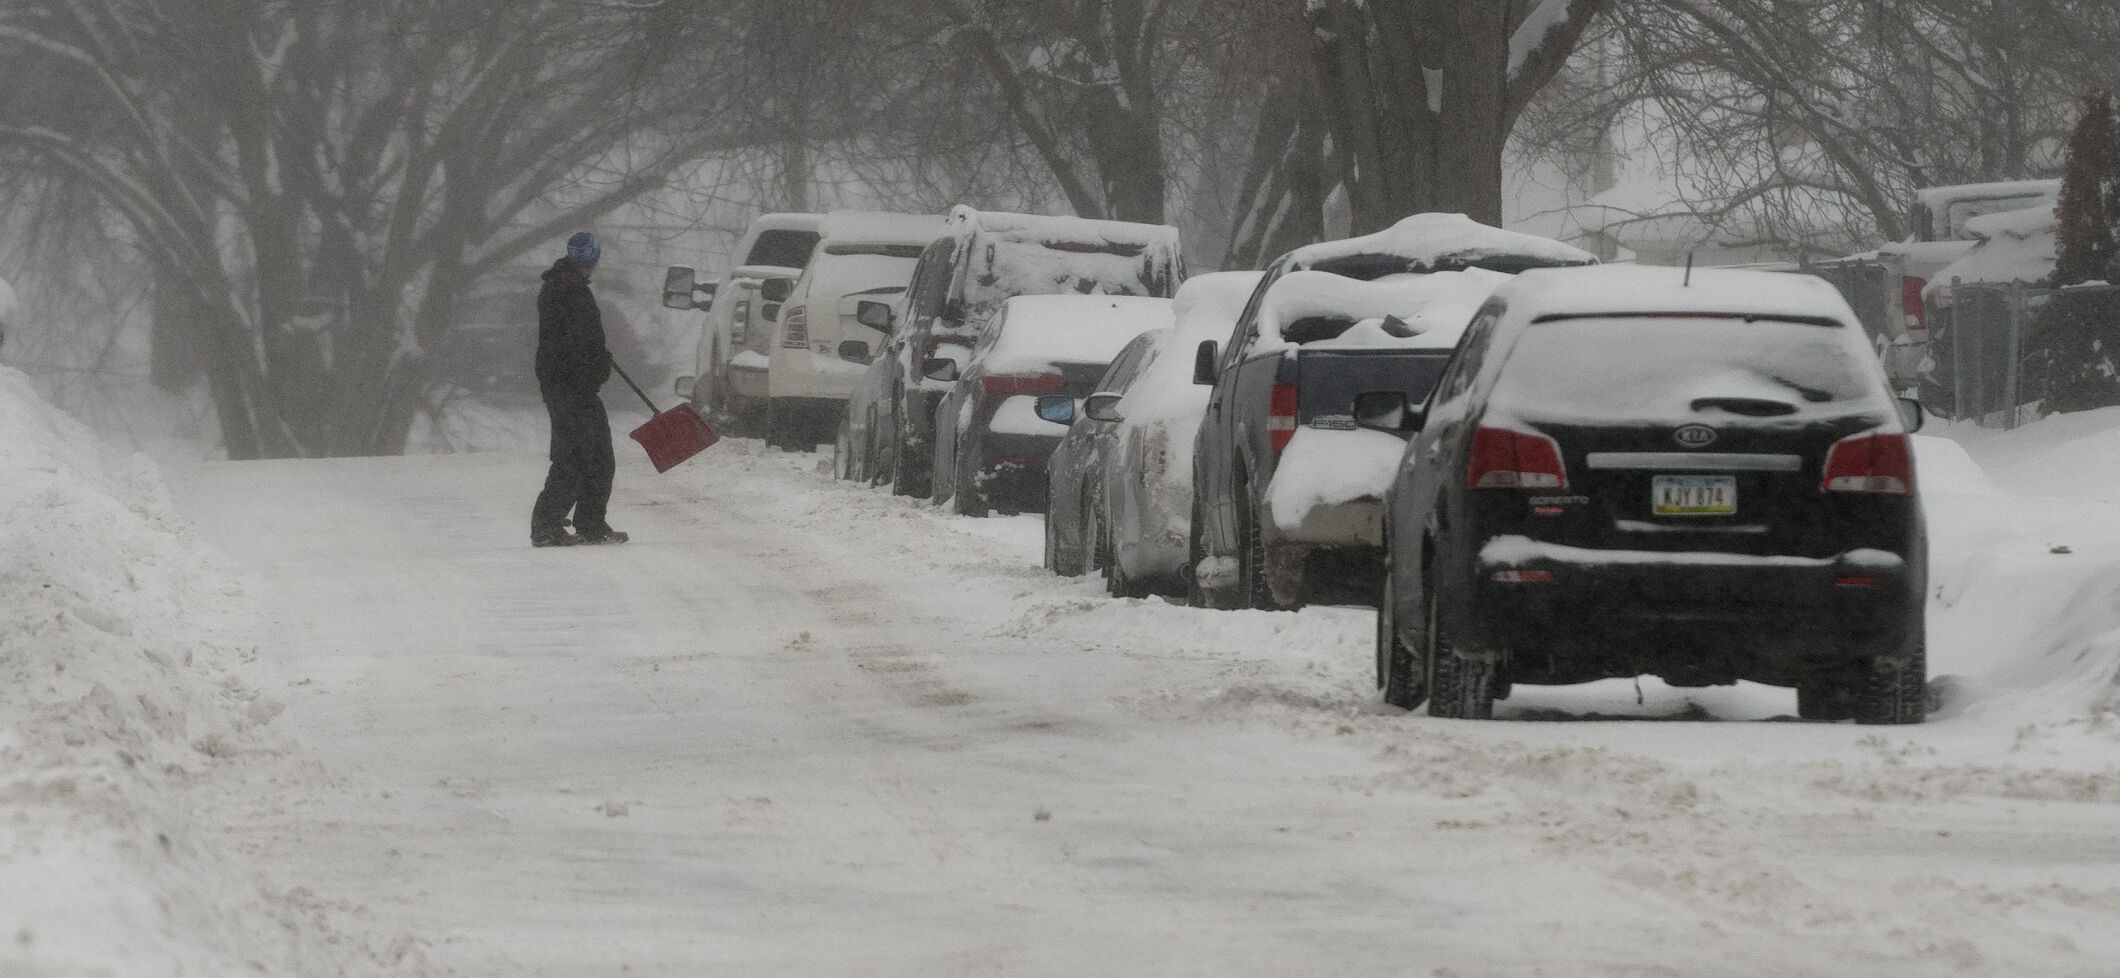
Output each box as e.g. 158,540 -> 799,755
832,419 -> 853,481
954,457 -> 989,517
1042,504 -> 1066,574
1187,498 -> 1238,610
1105,521 -> 1154,600
1239,504 -> 1278,611
893,434 -> 930,498
1425,589 -> 1495,719
1378,566 -> 1427,710
1855,648 -> 1927,725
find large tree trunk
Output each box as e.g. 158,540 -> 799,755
1308,0 -> 1606,232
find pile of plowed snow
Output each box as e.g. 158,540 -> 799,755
1920,424 -> 2120,723
0,366 -> 402,975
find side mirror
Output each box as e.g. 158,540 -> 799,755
760,278 -> 794,303
662,266 -> 700,310
1034,394 -> 1077,426
674,375 -> 696,399
856,300 -> 895,332
1898,396 -> 1925,433
1083,392 -> 1125,423
1352,390 -> 1425,433
1192,340 -> 1220,386
838,340 -> 873,364
922,357 -> 961,383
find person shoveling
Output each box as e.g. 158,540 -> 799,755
530,231 -> 718,549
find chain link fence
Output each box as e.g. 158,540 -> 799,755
1923,281 -> 2120,430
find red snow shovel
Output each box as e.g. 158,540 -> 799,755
612,360 -> 719,472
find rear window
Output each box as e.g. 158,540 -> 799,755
804,252 -> 921,304
1490,316 -> 1887,423
746,229 -> 821,269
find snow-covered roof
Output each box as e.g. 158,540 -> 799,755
1925,207 -> 2057,307
950,205 -> 1182,252
983,295 -> 1175,373
1492,264 -> 1859,325
728,263 -> 802,281
1171,271 -> 1263,344
1255,267 -> 1513,353
947,206 -> 1185,326
1914,180 -> 2058,241
1281,213 -> 1595,276
746,212 -> 825,233
817,210 -> 948,246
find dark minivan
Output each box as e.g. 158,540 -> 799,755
1370,265 -> 1928,723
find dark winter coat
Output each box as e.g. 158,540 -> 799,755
536,258 -> 611,394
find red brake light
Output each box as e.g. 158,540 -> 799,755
980,373 -> 1065,399
1467,426 -> 1567,490
1901,277 -> 1927,332
1267,382 -> 1299,453
1821,430 -> 1914,494
781,306 -> 809,349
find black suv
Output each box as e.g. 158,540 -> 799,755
1369,265 -> 1928,723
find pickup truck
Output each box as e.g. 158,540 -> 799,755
1188,214 -> 1596,610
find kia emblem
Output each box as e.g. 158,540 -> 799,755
1674,424 -> 1718,448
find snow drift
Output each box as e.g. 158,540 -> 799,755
0,365 -> 405,974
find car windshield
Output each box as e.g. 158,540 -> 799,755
1491,315 -> 1887,424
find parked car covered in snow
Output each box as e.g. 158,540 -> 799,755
1190,214 -> 1596,610
765,211 -> 947,450
927,294 -> 1173,516
1041,271 -> 1262,596
835,288 -> 911,484
668,212 -> 822,435
1370,265 -> 1928,722
866,207 -> 1185,498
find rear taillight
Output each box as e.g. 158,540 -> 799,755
781,306 -> 809,349
1467,426 -> 1567,490
980,373 -> 1065,399
1267,382 -> 1299,453
1901,277 -> 1927,332
1821,429 -> 1914,494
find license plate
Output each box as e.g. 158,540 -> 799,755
1652,474 -> 1736,516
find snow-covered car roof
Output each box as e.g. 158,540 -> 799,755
817,210 -> 949,246
1279,212 -> 1596,279
981,294 -> 1175,375
1254,267 -> 1512,353
950,205 -> 1181,253
746,212 -> 824,233
727,263 -> 802,282
946,206 -> 1186,324
1490,264 -> 1860,326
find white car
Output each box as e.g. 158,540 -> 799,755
765,211 -> 948,450
667,213 -> 822,434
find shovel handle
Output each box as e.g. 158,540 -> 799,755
609,354 -> 659,415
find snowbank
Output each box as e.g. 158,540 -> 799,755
0,366 -> 398,974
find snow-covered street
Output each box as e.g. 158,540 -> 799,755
134,422 -> 2120,975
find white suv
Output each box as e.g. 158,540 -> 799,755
766,211 -> 947,450
667,213 -> 821,434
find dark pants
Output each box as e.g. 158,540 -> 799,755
532,387 -> 615,537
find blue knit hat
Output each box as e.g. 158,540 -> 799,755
565,231 -> 601,268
